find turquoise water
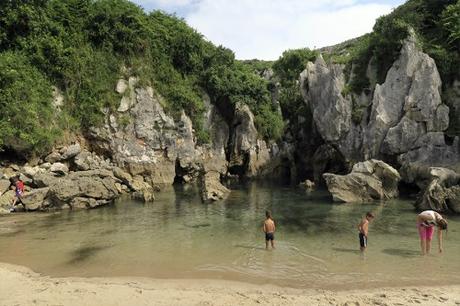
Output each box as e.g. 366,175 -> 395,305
0,184 -> 459,289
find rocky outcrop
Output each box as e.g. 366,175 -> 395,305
86,77 -> 289,201
228,103 -> 263,176
47,170 -> 119,209
415,167 -> 460,213
200,171 -> 229,202
300,32 -> 459,185
20,188 -> 50,211
323,160 -> 401,203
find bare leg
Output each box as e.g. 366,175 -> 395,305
271,240 -> 275,249
426,239 -> 432,254
420,239 -> 426,255
265,240 -> 269,250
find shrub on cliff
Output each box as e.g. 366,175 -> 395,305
0,0 -> 284,153
0,52 -> 59,156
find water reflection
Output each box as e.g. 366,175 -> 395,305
0,183 -> 459,289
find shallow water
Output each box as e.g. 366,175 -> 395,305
1,184 -> 459,289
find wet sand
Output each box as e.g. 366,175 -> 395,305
0,263 -> 459,306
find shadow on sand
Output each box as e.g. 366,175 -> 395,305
332,247 -> 361,254
382,248 -> 420,258
234,244 -> 267,251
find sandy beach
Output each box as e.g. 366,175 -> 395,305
0,263 -> 458,306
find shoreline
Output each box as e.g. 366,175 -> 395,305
0,263 -> 459,306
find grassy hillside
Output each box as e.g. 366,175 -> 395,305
1,0 -> 458,157
0,0 -> 283,156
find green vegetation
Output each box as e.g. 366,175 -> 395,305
325,0 -> 460,93
272,49 -> 317,128
0,52 -> 59,155
0,0 -> 283,155
323,0 -> 460,132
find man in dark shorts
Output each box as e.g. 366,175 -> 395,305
263,210 -> 276,250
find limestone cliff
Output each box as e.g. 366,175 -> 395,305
300,33 -> 460,186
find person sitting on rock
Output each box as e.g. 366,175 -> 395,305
10,176 -> 25,212
416,210 -> 448,255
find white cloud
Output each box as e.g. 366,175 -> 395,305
136,0 -> 194,6
185,0 -> 396,60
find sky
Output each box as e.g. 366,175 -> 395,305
132,0 -> 406,60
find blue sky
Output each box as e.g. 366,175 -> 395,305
132,0 -> 406,60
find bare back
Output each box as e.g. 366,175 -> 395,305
358,218 -> 369,236
264,218 -> 275,233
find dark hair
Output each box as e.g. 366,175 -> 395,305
438,218 -> 448,230
265,210 -> 272,219
366,212 -> 375,218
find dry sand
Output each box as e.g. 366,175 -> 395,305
0,263 -> 459,306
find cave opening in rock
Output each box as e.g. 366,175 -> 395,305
398,181 -> 421,199
173,158 -> 186,185
0,147 -> 27,165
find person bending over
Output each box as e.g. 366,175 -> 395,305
417,210 -> 447,255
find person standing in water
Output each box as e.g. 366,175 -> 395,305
417,210 -> 448,255
263,210 -> 276,250
357,212 -> 375,252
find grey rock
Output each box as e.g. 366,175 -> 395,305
112,167 -> 134,188
22,166 -> 39,178
52,86 -> 64,109
415,167 -> 460,213
50,162 -> 69,175
299,179 -> 315,190
0,190 -> 14,208
60,144 -> 81,160
45,152 -> 62,163
201,171 -> 229,202
446,186 -> 460,213
300,32 -> 452,177
33,173 -> 59,188
115,79 -> 128,94
132,188 -> 155,202
39,162 -> 51,170
48,170 -> 119,206
20,188 -> 50,211
301,55 -> 351,144
365,33 -> 446,158
0,179 -> 11,195
323,160 -> 401,203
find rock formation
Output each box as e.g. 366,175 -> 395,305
300,32 -> 460,198
415,167 -> 460,213
323,160 -> 401,203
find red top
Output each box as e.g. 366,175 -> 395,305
16,181 -> 24,192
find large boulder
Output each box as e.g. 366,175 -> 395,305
0,179 -> 10,195
200,171 -> 229,202
415,167 -> 460,213
60,143 -> 81,160
33,173 -> 59,188
47,170 -> 119,209
446,186 -> 460,213
45,151 -> 62,163
50,162 -> 69,176
323,160 -> 401,203
20,188 -> 50,211
0,190 -> 14,208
